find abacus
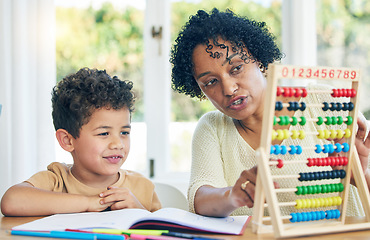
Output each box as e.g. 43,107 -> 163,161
252,64 -> 370,238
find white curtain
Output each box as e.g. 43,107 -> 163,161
0,0 -> 56,198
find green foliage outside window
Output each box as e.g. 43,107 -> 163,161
56,0 -> 370,121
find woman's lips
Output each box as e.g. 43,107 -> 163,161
228,96 -> 247,110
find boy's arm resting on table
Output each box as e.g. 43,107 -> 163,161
0,182 -> 111,216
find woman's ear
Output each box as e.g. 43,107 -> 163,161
55,129 -> 74,152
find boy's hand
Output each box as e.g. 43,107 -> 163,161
86,195 -> 113,212
99,187 -> 145,211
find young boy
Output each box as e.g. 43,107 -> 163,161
1,68 -> 161,216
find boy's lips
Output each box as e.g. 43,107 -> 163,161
104,155 -> 123,164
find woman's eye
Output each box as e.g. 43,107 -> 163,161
231,64 -> 242,73
205,78 -> 218,86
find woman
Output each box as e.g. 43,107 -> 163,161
170,8 -> 370,217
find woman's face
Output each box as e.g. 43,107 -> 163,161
192,40 -> 266,121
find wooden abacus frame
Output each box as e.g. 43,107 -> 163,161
252,64 -> 370,238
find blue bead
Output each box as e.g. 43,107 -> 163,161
326,210 -> 332,219
348,102 -> 354,111
281,145 -> 287,155
342,102 -> 348,111
289,145 -> 296,154
320,211 -> 326,220
342,143 -> 349,152
334,209 -> 341,219
328,144 -> 334,154
297,213 -> 303,222
340,170 -> 346,178
315,144 -> 322,153
300,102 -> 306,111
296,145 -> 302,154
322,102 -> 329,111
270,145 -> 274,154
335,143 -> 342,153
302,212 -> 308,222
290,213 -> 297,223
323,144 -> 329,153
274,145 -> 281,155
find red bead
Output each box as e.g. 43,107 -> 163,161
277,159 -> 284,168
317,158 -> 323,166
351,89 -> 357,98
343,157 -> 348,166
342,88 -> 348,97
283,87 -> 291,97
337,89 -> 343,97
307,158 -> 313,167
301,88 -> 308,97
276,86 -> 282,96
331,89 -> 338,97
294,88 -> 302,97
327,157 -> 332,166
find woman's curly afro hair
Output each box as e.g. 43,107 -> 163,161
52,67 -> 135,138
170,8 -> 283,99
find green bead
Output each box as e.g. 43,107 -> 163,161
317,116 -> 324,125
325,116 -> 332,125
316,185 -> 322,193
327,184 -> 333,193
322,185 -> 328,193
284,116 -> 290,125
307,185 -> 313,194
331,116 -> 337,125
291,116 -> 298,126
273,116 -> 277,125
337,116 -> 343,124
296,186 -> 302,195
338,183 -> 344,192
302,186 -> 308,195
279,116 -> 285,125
299,116 -> 306,126
312,185 -> 317,194
346,116 -> 353,125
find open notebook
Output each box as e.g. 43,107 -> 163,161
12,208 -> 250,235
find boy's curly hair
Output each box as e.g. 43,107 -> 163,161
52,68 -> 135,138
170,8 -> 283,99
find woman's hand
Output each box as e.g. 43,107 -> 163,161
229,166 -> 258,208
331,114 -> 370,188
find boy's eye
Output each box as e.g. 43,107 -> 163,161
98,132 -> 109,136
121,130 -> 130,135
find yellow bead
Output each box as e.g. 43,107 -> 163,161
291,130 -> 299,139
299,130 -> 306,140
337,129 -> 344,139
344,128 -> 351,138
283,129 -> 290,139
318,130 -> 325,139
295,199 -> 302,209
328,197 -> 334,207
276,129 -> 284,140
272,130 -> 276,141
330,129 -> 337,139
324,130 -> 331,139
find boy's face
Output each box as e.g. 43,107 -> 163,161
70,107 -> 131,181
